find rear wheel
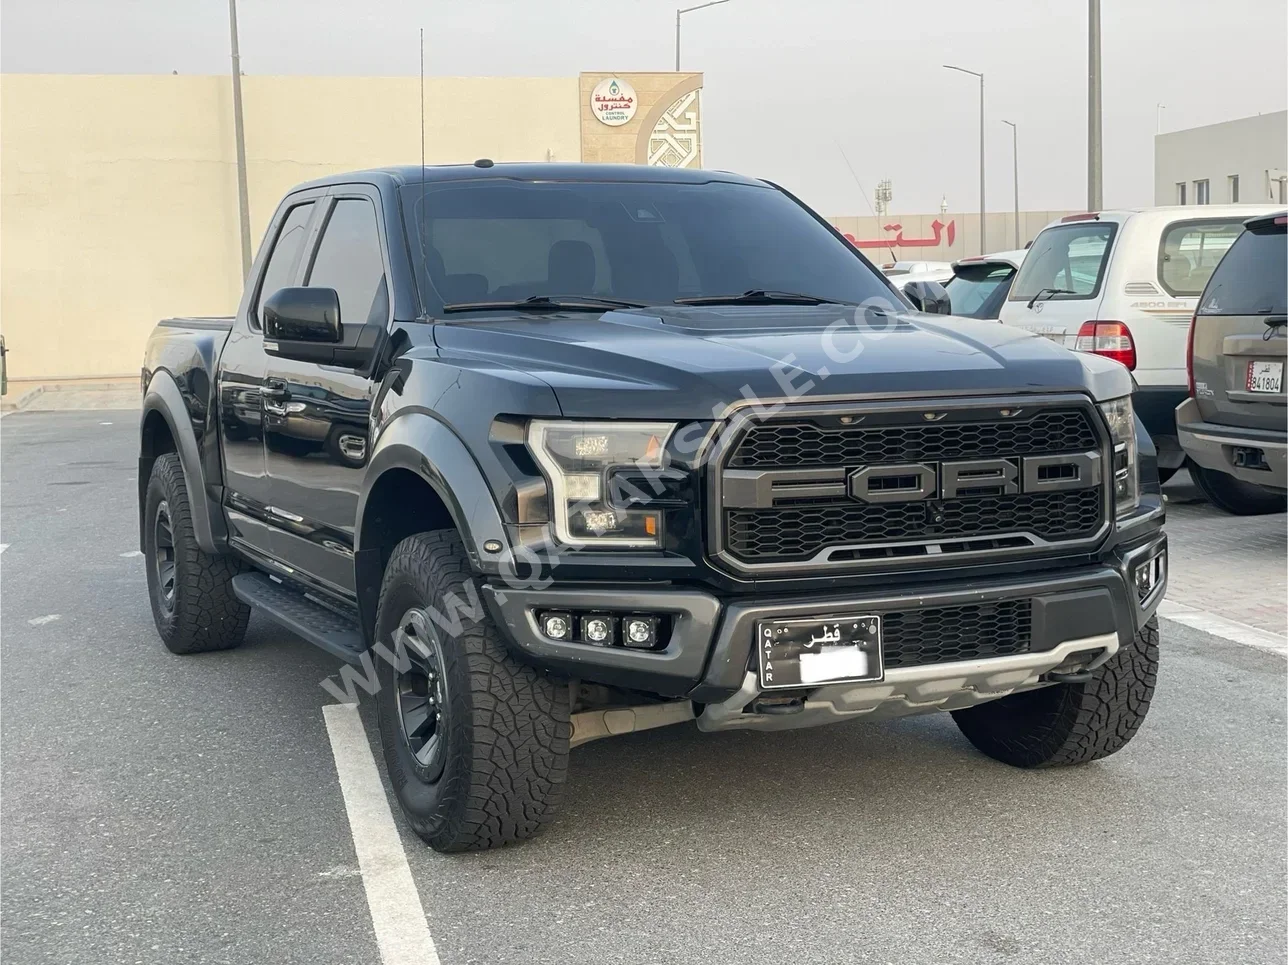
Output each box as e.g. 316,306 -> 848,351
373,530 -> 570,852
951,618 -> 1158,768
1191,464 -> 1287,515
143,453 -> 249,654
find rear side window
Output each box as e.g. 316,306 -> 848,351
1158,219 -> 1244,296
1009,222 -> 1116,301
1198,227 -> 1287,316
254,202 -> 313,327
306,199 -> 388,326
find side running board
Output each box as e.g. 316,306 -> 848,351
231,572 -> 366,664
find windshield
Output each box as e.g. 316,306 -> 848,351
400,179 -> 895,313
1009,221 -> 1117,302
944,263 -> 1015,318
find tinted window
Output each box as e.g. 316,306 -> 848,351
1199,226 -> 1287,316
307,199 -> 387,325
945,263 -> 1014,318
254,202 -> 313,327
1010,222 -> 1116,301
1158,219 -> 1244,296
403,180 -> 893,311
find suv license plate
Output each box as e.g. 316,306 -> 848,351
1247,360 -> 1283,393
756,615 -> 883,690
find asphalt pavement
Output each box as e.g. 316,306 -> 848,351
2,411 -> 1285,965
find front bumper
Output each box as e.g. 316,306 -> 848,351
1176,397 -> 1288,491
482,530 -> 1168,702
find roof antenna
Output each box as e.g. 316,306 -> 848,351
415,26 -> 430,317
836,142 -> 897,264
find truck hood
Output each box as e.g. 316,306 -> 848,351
431,305 -> 1132,419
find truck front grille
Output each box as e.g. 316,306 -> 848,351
712,399 -> 1108,571
882,599 -> 1032,668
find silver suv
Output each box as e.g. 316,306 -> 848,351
1176,211 -> 1287,514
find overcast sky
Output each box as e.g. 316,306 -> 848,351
3,0 -> 1285,215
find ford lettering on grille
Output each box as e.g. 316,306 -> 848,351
715,403 -> 1109,569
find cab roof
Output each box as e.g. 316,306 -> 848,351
294,162 -> 768,193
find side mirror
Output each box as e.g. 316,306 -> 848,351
903,280 -> 952,316
262,287 -> 342,343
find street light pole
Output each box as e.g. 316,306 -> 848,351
228,0 -> 252,280
1088,0 -> 1103,209
675,0 -> 731,72
1002,120 -> 1019,249
944,65 -> 986,254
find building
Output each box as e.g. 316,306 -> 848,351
826,210 -> 1076,264
1154,110 -> 1287,207
0,72 -> 704,382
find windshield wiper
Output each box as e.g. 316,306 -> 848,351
1026,287 -> 1077,309
674,289 -> 850,307
441,294 -> 648,314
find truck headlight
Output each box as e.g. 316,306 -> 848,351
527,420 -> 676,547
1098,396 -> 1138,517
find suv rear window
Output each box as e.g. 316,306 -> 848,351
1009,222 -> 1116,302
1158,219 -> 1244,296
945,262 -> 1015,318
1198,224 -> 1287,316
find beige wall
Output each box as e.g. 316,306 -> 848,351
827,210 -> 1078,263
1154,110 -> 1288,205
1,74 -> 579,380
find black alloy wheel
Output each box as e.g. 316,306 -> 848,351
393,607 -> 449,782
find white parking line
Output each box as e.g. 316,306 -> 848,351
322,702 -> 440,965
1159,600 -> 1287,656
0,544 -> 8,554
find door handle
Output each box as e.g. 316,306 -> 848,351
262,380 -> 290,402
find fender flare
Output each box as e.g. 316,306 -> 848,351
141,371 -> 226,554
356,410 -> 510,573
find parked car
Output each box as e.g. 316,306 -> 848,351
882,260 -> 953,278
1175,210 -> 1287,514
999,205 -> 1281,481
138,162 -> 1165,852
943,249 -> 1028,319
888,266 -> 955,291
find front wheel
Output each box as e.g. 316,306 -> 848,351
951,618 -> 1159,768
373,530 -> 570,852
1191,464 -> 1287,516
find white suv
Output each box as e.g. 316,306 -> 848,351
999,205 -> 1280,479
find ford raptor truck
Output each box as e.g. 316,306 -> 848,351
138,163 -> 1166,852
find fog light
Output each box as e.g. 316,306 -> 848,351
1134,550 -> 1166,601
623,616 -> 658,649
581,615 -> 613,645
540,611 -> 573,641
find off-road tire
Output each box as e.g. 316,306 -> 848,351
373,530 -> 570,852
1191,464 -> 1287,516
951,617 -> 1159,768
143,453 -> 249,654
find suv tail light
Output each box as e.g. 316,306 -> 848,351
1185,313 -> 1197,397
1074,321 -> 1136,370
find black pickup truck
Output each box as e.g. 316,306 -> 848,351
139,163 -> 1167,852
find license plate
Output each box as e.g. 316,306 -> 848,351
1247,360 -> 1284,393
756,615 -> 883,690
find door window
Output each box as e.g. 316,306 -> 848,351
1158,219 -> 1244,296
254,202 -> 314,328
306,199 -> 387,326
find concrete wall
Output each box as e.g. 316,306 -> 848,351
826,210 -> 1077,263
1154,111 -> 1288,206
1,74 -> 579,380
